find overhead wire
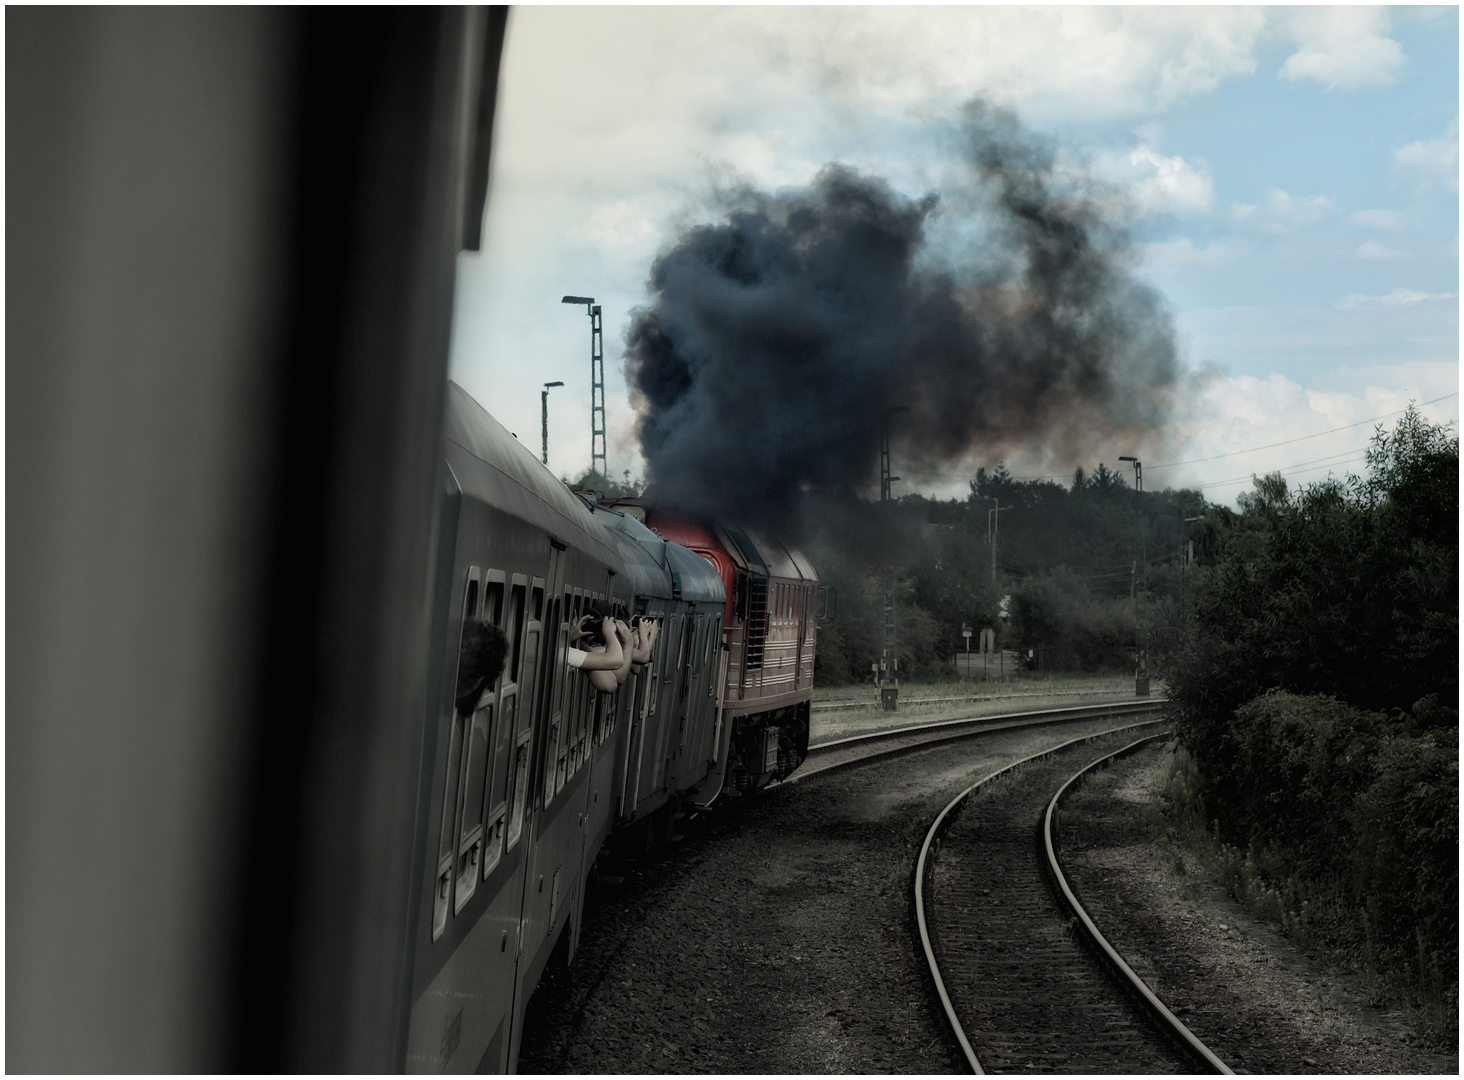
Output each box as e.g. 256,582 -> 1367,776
897,391 -> 1458,487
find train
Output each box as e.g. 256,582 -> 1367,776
407,383 -> 822,1071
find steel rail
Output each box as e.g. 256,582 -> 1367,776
912,719 -> 1166,1074
812,687 -> 1152,712
1043,733 -> 1234,1075
808,697 -> 1169,752
789,700 -> 1166,789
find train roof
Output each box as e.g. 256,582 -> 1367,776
444,382 -> 623,570
603,498 -> 817,584
716,521 -> 817,582
589,503 -> 725,605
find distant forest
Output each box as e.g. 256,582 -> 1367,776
809,459 -> 1218,685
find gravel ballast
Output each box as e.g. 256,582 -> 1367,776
518,719 -> 1139,1073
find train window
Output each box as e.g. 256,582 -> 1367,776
508,585 -> 526,682
506,730 -> 530,850
484,577 -> 504,627
481,694 -> 512,881
434,567 -> 482,939
530,584 -> 544,622
455,702 -> 491,913
541,595 -> 565,809
432,708 -> 464,941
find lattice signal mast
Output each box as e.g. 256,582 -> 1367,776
879,406 -> 909,710
562,295 -> 606,480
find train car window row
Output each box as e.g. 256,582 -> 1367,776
434,562 -> 558,941
432,567 -> 480,940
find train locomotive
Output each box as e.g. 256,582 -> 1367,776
408,382 -> 820,1072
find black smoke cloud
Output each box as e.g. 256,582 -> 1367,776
625,104 -> 1178,531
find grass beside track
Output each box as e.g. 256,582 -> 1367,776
1149,746 -> 1458,1053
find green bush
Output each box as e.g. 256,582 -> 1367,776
1166,691 -> 1457,1046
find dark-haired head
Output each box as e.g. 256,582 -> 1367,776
455,620 -> 508,717
579,607 -> 609,647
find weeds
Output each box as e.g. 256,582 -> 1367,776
1155,745 -> 1457,1051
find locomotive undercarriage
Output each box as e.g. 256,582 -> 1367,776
723,701 -> 810,797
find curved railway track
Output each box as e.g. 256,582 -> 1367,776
520,700 -> 1198,1073
916,726 -> 1234,1074
795,699 -> 1170,784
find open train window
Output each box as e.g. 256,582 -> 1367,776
508,584 -> 526,682
483,573 -> 505,627
454,700 -> 491,914
432,565 -> 480,941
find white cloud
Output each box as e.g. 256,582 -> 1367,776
1142,236 -> 1245,269
1276,7 -> 1407,90
1159,369 -> 1459,506
570,200 -> 659,259
1230,188 -> 1336,232
1393,118 -> 1460,193
1335,287 -> 1455,309
742,7 -> 1269,121
1091,144 -> 1214,216
1349,208 -> 1405,230
1354,240 -> 1405,260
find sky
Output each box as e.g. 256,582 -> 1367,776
448,5 -> 1459,508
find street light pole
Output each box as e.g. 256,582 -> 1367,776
561,295 -> 604,480
541,381 -> 564,466
1119,456 -> 1148,696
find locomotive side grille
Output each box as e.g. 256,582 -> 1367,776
744,577 -> 768,669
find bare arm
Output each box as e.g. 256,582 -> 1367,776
611,620 -> 634,685
574,618 -> 624,672
631,618 -> 658,665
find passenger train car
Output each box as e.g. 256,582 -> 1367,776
408,384 -> 819,1072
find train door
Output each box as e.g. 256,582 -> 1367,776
622,601 -> 661,818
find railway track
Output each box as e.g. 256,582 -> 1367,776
522,700 -> 1201,1073
796,699 -> 1169,783
915,726 -> 1233,1074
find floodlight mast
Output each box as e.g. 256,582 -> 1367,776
878,405 -> 910,711
561,296 -> 605,480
